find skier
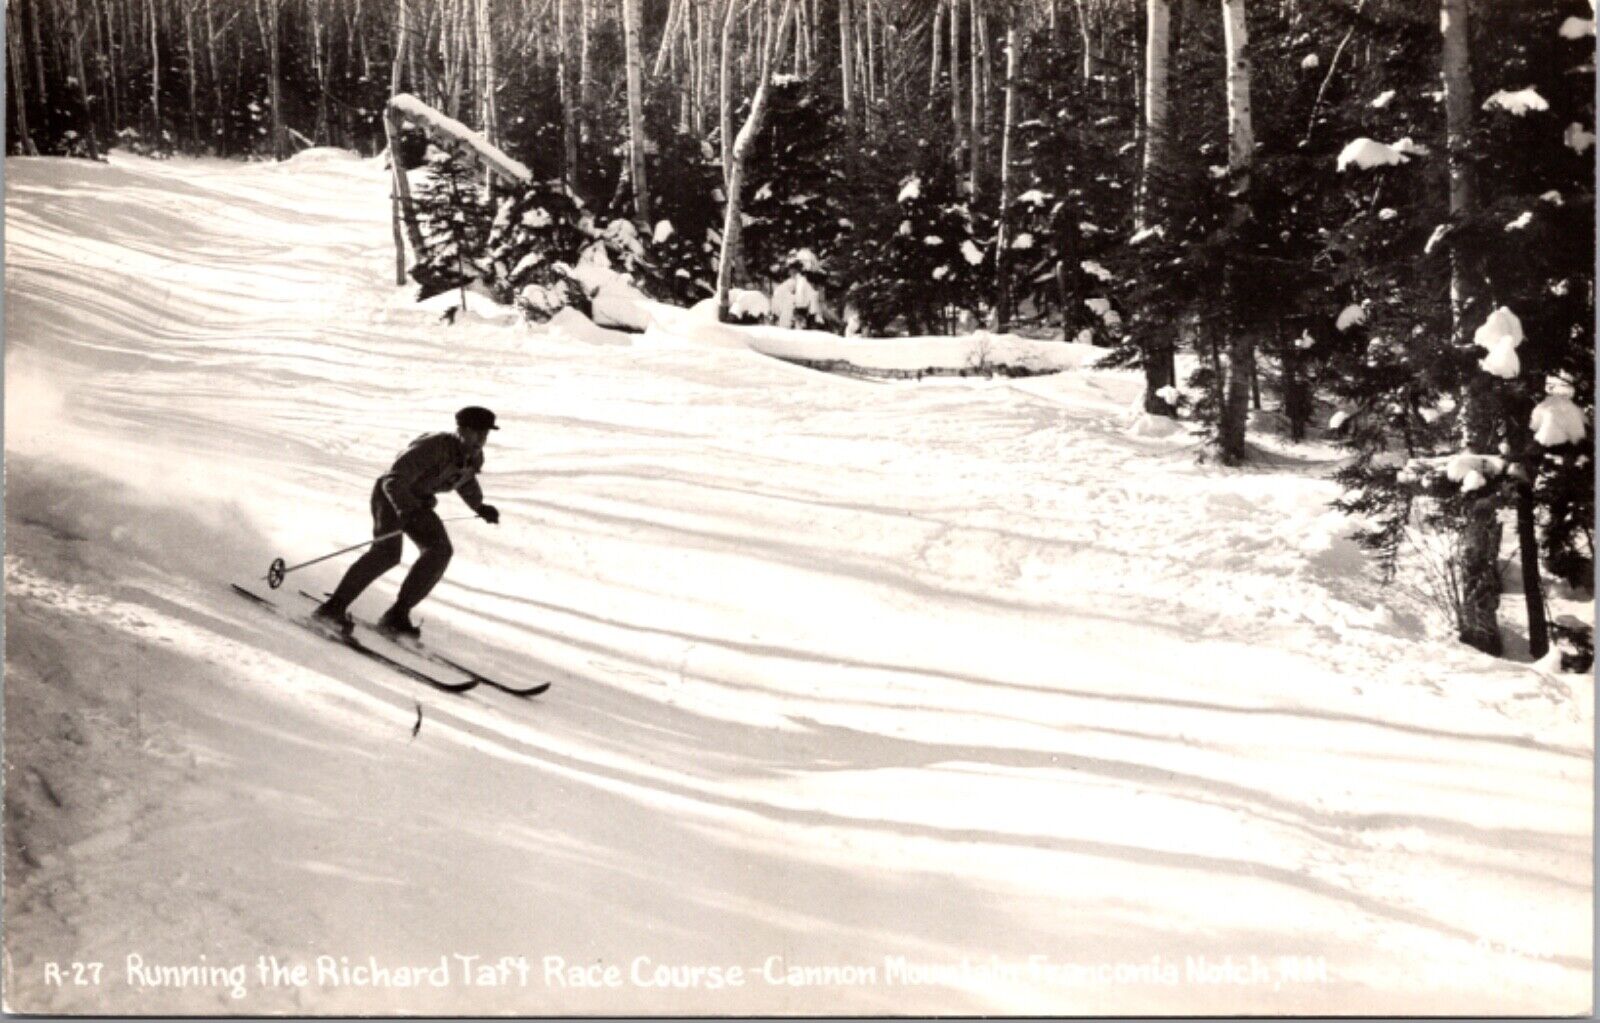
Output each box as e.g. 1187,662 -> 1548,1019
313,406 -> 501,637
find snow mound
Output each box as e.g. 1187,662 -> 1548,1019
1127,411 -> 1183,438
1336,304 -> 1366,331
545,307 -> 634,347
728,288 -> 771,321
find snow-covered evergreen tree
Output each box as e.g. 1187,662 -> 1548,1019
740,77 -> 848,286
842,156 -> 988,335
411,145 -> 495,304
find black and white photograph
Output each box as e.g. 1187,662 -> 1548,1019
2,0 -> 1594,1014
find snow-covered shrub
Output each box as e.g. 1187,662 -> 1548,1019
114,127 -> 176,159
571,243 -> 653,332
634,128 -> 723,305
482,178 -> 591,321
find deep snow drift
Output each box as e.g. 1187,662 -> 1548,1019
3,151 -> 1592,1015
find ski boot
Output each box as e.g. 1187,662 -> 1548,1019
310,599 -> 355,635
376,606 -> 422,640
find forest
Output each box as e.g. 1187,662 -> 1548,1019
7,0 -> 1594,664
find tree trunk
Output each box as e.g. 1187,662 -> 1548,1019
256,0 -> 286,158
181,0 -> 200,147
67,1 -> 101,157
1215,0 -> 1254,465
557,0 -> 580,190
693,0 -> 708,135
1135,0 -> 1177,414
929,0 -> 943,92
8,1 -> 39,155
477,0 -> 500,151
717,0 -> 795,321
311,0 -> 331,143
863,0 -> 876,118
1442,0 -> 1502,655
578,0 -> 593,125
385,105 -> 428,258
948,0 -> 962,147
390,0 -> 408,93
204,0 -> 224,151
93,0 -> 113,137
968,0 -> 984,197
1135,0 -> 1169,231
1505,399 -> 1550,658
387,6 -> 416,282
839,0 -> 857,151
30,0 -> 48,100
721,0 -> 739,182
150,0 -> 162,141
994,18 -> 1021,330
621,0 -> 652,225
1073,0 -> 1093,82
653,0 -> 683,76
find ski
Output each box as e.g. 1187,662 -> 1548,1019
296,590 -> 551,698
231,584 -> 479,694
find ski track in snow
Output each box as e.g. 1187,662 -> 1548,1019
2,152 -> 1592,1014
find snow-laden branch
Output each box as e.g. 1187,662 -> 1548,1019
388,93 -> 531,185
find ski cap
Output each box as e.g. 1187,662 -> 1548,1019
456,406 -> 500,432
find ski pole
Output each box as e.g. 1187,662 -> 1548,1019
265,514 -> 485,589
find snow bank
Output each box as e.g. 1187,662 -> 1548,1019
286,146 -> 363,164
544,307 -> 634,347
738,327 -> 1107,377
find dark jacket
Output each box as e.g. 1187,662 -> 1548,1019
379,432 -> 485,518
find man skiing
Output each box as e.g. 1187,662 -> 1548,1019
313,406 -> 501,637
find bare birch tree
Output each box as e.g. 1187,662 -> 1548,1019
715,0 -> 796,322
621,0 -> 652,224
994,10 -> 1023,330
1215,0 -> 1255,464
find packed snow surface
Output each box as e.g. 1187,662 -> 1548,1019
3,152 -> 1592,1016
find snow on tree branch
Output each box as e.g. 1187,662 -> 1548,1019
389,93 -> 532,186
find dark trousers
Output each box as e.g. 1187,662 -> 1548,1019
327,483 -> 453,614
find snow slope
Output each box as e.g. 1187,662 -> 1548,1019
3,152 -> 1592,1015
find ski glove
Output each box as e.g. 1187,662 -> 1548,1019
477,504 -> 500,525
